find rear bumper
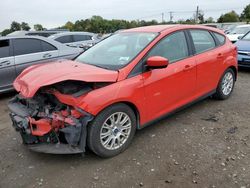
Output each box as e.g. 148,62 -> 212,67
238,54 -> 250,68
8,96 -> 93,154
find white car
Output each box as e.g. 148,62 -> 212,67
226,25 -> 250,43
49,32 -> 101,49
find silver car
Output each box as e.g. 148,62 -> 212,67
0,36 -> 82,93
49,32 -> 101,49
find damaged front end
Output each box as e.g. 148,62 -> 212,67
8,81 -> 95,154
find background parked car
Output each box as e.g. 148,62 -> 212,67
48,32 -> 101,49
226,25 -> 250,43
0,36 -> 82,93
235,31 -> 250,68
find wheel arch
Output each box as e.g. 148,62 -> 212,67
228,65 -> 237,81
91,101 -> 141,129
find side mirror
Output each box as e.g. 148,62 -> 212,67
146,56 -> 169,69
237,36 -> 242,40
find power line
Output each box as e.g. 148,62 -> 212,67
136,6 -> 245,21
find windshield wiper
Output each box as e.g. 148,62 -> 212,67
86,63 -> 111,70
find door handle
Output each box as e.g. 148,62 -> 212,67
0,60 -> 11,67
183,64 -> 193,71
43,53 -> 52,58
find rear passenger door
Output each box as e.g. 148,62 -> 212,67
13,38 -> 59,75
0,39 -> 16,92
189,30 -> 219,95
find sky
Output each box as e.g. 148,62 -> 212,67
0,0 -> 249,31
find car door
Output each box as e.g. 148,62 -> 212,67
13,38 -> 59,76
0,39 -> 16,92
142,31 -> 197,122
188,29 -> 219,95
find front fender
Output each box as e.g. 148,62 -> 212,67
76,76 -> 147,125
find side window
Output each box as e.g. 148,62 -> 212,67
147,31 -> 189,63
213,32 -> 226,46
0,40 -> 10,58
13,39 -> 42,56
190,30 -> 216,54
85,35 -> 92,40
41,41 -> 57,51
73,35 -> 92,42
55,35 -> 73,43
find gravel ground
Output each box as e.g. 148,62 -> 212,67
0,69 -> 250,188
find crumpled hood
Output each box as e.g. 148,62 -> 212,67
14,60 -> 118,98
235,40 -> 250,51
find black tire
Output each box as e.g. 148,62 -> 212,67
213,68 -> 235,100
87,103 -> 136,158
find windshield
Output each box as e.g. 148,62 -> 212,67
229,27 -> 250,35
241,32 -> 250,41
75,32 -> 158,70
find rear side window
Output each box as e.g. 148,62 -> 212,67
0,40 -> 10,58
190,30 -> 216,54
13,39 -> 42,56
41,41 -> 57,51
213,32 -> 226,45
55,35 -> 73,43
73,35 -> 92,42
147,31 -> 189,63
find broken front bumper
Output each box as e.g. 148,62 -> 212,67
8,96 -> 93,154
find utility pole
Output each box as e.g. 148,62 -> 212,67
161,13 -> 164,23
169,12 -> 173,22
196,6 -> 199,23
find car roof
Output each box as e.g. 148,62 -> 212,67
0,35 -> 80,51
49,31 -> 95,39
236,24 -> 250,28
122,24 -> 224,34
0,35 -> 51,40
122,25 -> 177,33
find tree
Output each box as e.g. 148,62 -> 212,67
205,17 -> 214,23
1,29 -> 12,36
241,4 -> 250,21
218,11 -> 240,23
34,24 -> 44,31
64,21 -> 74,31
198,10 -> 205,23
21,22 -> 31,31
10,21 -> 21,31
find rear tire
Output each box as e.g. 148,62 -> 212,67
87,103 -> 136,158
213,68 -> 235,100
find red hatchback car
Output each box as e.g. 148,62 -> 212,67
9,25 -> 237,157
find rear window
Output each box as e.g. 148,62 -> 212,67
190,30 -> 216,54
55,35 -> 74,43
73,35 -> 92,42
213,32 -> 226,45
13,39 -> 43,56
26,32 -> 57,37
0,40 -> 10,58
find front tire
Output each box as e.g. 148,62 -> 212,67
213,68 -> 235,100
87,103 -> 136,158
